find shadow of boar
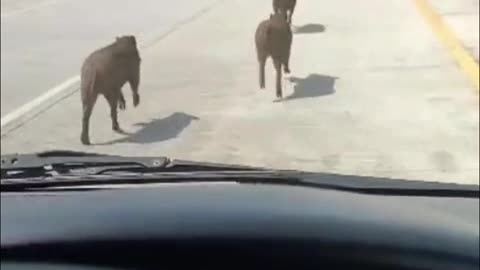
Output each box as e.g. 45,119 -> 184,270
80,35 -> 141,145
255,11 -> 293,99
273,0 -> 297,25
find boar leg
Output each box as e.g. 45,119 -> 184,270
283,49 -> 291,74
118,90 -> 126,111
259,55 -> 267,89
105,91 -> 121,132
128,64 -> 140,107
81,92 -> 98,145
273,58 -> 283,98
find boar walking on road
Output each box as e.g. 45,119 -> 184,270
80,35 -> 141,145
273,0 -> 297,25
255,11 -> 292,99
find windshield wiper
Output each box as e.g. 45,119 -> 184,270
1,150 -> 168,178
0,151 -> 291,193
1,150 -> 279,190
1,151 -> 479,198
1,150 -> 269,178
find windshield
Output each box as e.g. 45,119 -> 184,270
1,0 -> 478,186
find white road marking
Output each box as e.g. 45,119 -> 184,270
0,0 -> 223,129
1,39 -> 163,129
0,76 -> 79,127
1,0 -> 67,20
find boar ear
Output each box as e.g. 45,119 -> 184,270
116,36 -> 120,41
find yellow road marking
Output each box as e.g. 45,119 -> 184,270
414,0 -> 479,91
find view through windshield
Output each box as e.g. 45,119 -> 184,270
1,0 -> 479,185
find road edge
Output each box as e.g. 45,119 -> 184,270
414,0 -> 479,92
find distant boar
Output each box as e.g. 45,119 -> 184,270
255,11 -> 292,99
273,0 -> 297,25
80,35 -> 141,145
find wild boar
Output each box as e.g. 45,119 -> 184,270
255,11 -> 292,99
80,35 -> 141,145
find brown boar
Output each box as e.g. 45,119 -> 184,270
80,35 -> 141,145
273,0 -> 297,25
255,11 -> 292,99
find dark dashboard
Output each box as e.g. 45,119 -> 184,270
1,182 -> 479,270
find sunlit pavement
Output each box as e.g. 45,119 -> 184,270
430,0 -> 479,62
0,0 -> 221,116
1,0 -> 479,185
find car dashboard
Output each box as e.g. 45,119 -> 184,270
1,182 -> 479,270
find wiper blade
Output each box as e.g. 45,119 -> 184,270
1,151 -> 478,198
0,150 -> 281,191
1,150 -> 169,168
1,150 -> 170,178
1,150 -> 268,180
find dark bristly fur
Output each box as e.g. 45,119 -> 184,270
255,11 -> 292,99
80,35 -> 141,145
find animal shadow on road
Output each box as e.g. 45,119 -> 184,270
293,24 -> 326,34
284,74 -> 337,101
96,112 -> 199,145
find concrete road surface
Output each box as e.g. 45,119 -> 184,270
1,0 -> 220,116
431,0 -> 479,62
1,0 -> 479,185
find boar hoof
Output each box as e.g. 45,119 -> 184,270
81,136 -> 91,145
113,125 -> 122,132
133,94 -> 140,107
118,101 -> 126,111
